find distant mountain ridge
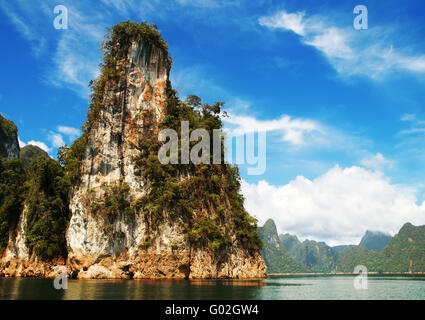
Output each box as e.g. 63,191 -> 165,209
338,223 -> 425,272
359,230 -> 392,251
259,219 -> 425,274
280,233 -> 338,273
19,145 -> 50,169
332,245 -> 349,252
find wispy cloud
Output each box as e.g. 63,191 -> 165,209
0,0 -> 254,99
222,107 -> 372,156
0,0 -> 47,57
398,113 -> 425,137
224,113 -> 322,146
401,113 -> 416,122
0,1 -> 103,98
100,0 -> 130,15
259,10 -> 425,79
57,126 -> 81,140
360,153 -> 394,172
176,0 -> 227,8
47,3 -> 107,98
169,65 -> 363,149
49,30 -> 101,98
101,0 -> 235,13
393,113 -> 425,175
170,65 -> 228,100
47,131 -> 65,148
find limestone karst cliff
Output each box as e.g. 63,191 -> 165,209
0,114 -> 20,160
1,21 -> 266,279
1,153 -> 69,278
258,219 -> 310,274
0,116 -> 68,277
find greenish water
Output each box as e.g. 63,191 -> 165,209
0,275 -> 424,300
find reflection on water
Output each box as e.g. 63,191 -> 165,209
0,278 -> 271,300
0,276 -> 424,300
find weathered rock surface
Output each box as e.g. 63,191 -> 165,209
0,207 -> 67,278
0,114 -> 20,160
1,28 -> 266,280
65,36 -> 265,279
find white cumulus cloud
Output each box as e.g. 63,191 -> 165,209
26,140 -> 51,153
242,165 -> 425,246
18,138 -> 26,148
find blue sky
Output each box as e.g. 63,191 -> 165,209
1,0 -> 425,244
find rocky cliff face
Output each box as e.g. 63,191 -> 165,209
0,23 -> 266,279
65,24 -> 266,279
0,206 -> 65,278
258,219 -> 309,274
0,114 -> 20,160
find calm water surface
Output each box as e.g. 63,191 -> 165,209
1,275 -> 424,300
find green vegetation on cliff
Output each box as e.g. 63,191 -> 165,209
332,245 -> 349,252
0,114 -> 17,137
24,157 -> 71,259
0,158 -> 27,252
280,234 -> 338,273
336,245 -> 380,272
261,219 -> 425,274
1,151 -> 75,259
1,118 -> 56,254
19,145 -> 49,170
135,92 -> 262,251
379,223 -> 425,272
62,21 -> 170,183
0,120 -> 75,260
86,21 -> 169,135
60,21 -> 263,253
338,223 -> 425,272
0,113 -> 18,159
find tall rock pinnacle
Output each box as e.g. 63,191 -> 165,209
64,22 -> 266,279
